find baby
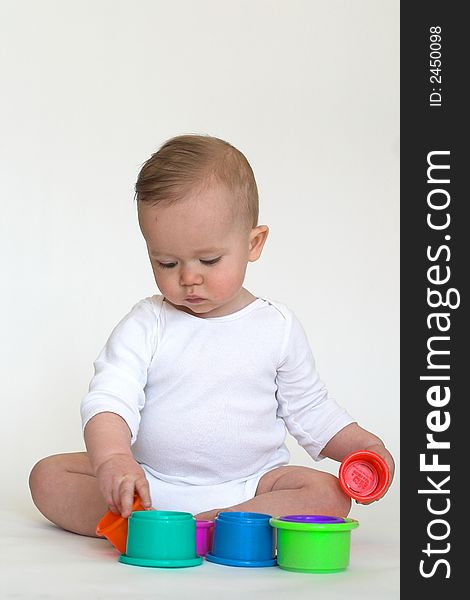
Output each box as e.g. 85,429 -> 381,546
29,134 -> 394,537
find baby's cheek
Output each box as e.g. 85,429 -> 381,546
153,271 -> 173,295
216,268 -> 243,290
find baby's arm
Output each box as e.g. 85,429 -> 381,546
84,412 -> 152,517
321,422 -> 395,504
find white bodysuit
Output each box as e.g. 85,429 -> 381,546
81,295 -> 355,513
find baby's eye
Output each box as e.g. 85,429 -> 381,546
200,257 -> 222,266
157,262 -> 177,269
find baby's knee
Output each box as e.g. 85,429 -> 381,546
325,472 -> 352,516
304,471 -> 352,517
29,455 -> 62,501
335,484 -> 352,517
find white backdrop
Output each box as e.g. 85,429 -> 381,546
0,0 -> 399,537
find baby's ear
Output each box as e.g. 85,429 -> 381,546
249,226 -> 269,261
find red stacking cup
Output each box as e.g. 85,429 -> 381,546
339,450 -> 390,502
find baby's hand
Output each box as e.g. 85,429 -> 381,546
96,453 -> 152,517
355,443 -> 395,505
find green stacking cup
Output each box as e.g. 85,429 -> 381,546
270,517 -> 359,573
119,510 -> 202,568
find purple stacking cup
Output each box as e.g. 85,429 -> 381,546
279,515 -> 345,524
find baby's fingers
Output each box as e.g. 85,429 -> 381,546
108,502 -> 121,515
135,476 -> 152,509
119,477 -> 137,518
102,486 -> 120,515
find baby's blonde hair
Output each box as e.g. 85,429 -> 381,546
134,134 -> 259,230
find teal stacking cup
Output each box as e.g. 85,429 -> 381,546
119,511 -> 202,568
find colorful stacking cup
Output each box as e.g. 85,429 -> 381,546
196,520 -> 214,556
339,450 -> 390,502
206,511 -> 276,567
96,495 -> 147,554
270,516 -> 359,573
119,510 -> 202,568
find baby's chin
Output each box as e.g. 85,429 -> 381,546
166,298 -> 216,317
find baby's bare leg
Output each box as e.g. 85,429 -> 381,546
29,452 -> 108,537
195,466 -> 351,521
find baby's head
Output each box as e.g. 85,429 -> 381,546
135,134 -> 269,318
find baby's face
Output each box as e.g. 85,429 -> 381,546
138,183 -> 268,318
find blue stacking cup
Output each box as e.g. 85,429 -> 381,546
206,511 -> 276,567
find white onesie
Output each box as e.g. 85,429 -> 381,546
81,295 -> 355,512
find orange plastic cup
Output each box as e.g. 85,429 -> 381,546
96,496 -> 147,554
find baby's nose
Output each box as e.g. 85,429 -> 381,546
179,265 -> 203,286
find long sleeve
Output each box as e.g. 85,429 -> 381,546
80,298 -> 159,444
275,311 -> 355,461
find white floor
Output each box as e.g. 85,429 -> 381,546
0,503 -> 399,600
